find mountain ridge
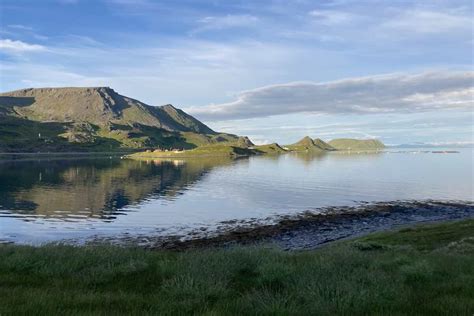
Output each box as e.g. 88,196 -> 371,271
0,87 -> 238,152
285,136 -> 335,152
0,87 -> 215,134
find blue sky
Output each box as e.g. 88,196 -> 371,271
0,0 -> 473,145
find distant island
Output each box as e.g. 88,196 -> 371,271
128,135 -> 385,159
0,87 -> 385,154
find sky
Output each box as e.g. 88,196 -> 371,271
0,0 -> 473,145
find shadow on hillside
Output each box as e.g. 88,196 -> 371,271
0,96 -> 36,108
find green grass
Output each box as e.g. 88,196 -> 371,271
253,143 -> 288,154
0,117 -> 132,152
1,219 -> 473,315
355,219 -> 474,251
285,144 -> 327,152
0,115 -> 237,153
327,138 -> 385,150
284,136 -> 329,153
127,144 -> 257,158
128,142 -> 289,159
181,131 -> 239,147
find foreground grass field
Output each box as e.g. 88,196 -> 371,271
1,219 -> 473,315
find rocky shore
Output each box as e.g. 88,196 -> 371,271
91,200 -> 474,250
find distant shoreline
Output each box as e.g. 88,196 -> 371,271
1,147 -> 466,159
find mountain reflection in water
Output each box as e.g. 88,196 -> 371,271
0,157 -> 236,221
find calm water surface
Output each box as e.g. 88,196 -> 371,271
1,149 -> 472,244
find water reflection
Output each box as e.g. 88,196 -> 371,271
285,151 -> 384,166
289,152 -> 329,164
1,149 -> 472,244
0,157 -> 236,220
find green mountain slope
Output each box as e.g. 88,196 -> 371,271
0,87 -> 238,152
328,138 -> 385,150
253,143 -> 287,154
128,141 -> 289,159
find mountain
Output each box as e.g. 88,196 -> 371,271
284,136 -> 385,152
0,87 -> 238,152
328,138 -> 385,150
286,136 -> 334,152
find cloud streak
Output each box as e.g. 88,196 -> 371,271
0,39 -> 46,53
381,9 -> 472,34
187,71 -> 474,120
308,10 -> 356,25
193,14 -> 259,34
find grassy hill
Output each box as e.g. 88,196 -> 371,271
328,138 -> 385,150
253,143 -> 288,154
0,87 -> 238,152
127,140 -> 291,159
128,144 -> 257,158
286,136 -> 334,152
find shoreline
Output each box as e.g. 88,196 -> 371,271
86,200 -> 474,250
2,200 -> 472,248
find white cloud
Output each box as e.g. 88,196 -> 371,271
209,110 -> 474,145
382,10 -> 472,34
308,10 -> 355,25
7,24 -> 34,31
0,38 -> 309,107
186,71 -> 474,120
0,39 -> 46,54
192,14 -> 259,34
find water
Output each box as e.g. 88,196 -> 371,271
1,149 -> 472,244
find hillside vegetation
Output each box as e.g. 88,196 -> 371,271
0,87 -> 238,152
128,144 -> 256,158
285,136 -> 335,152
127,137 -> 290,158
1,219 -> 472,315
253,143 -> 288,154
328,138 -> 385,150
